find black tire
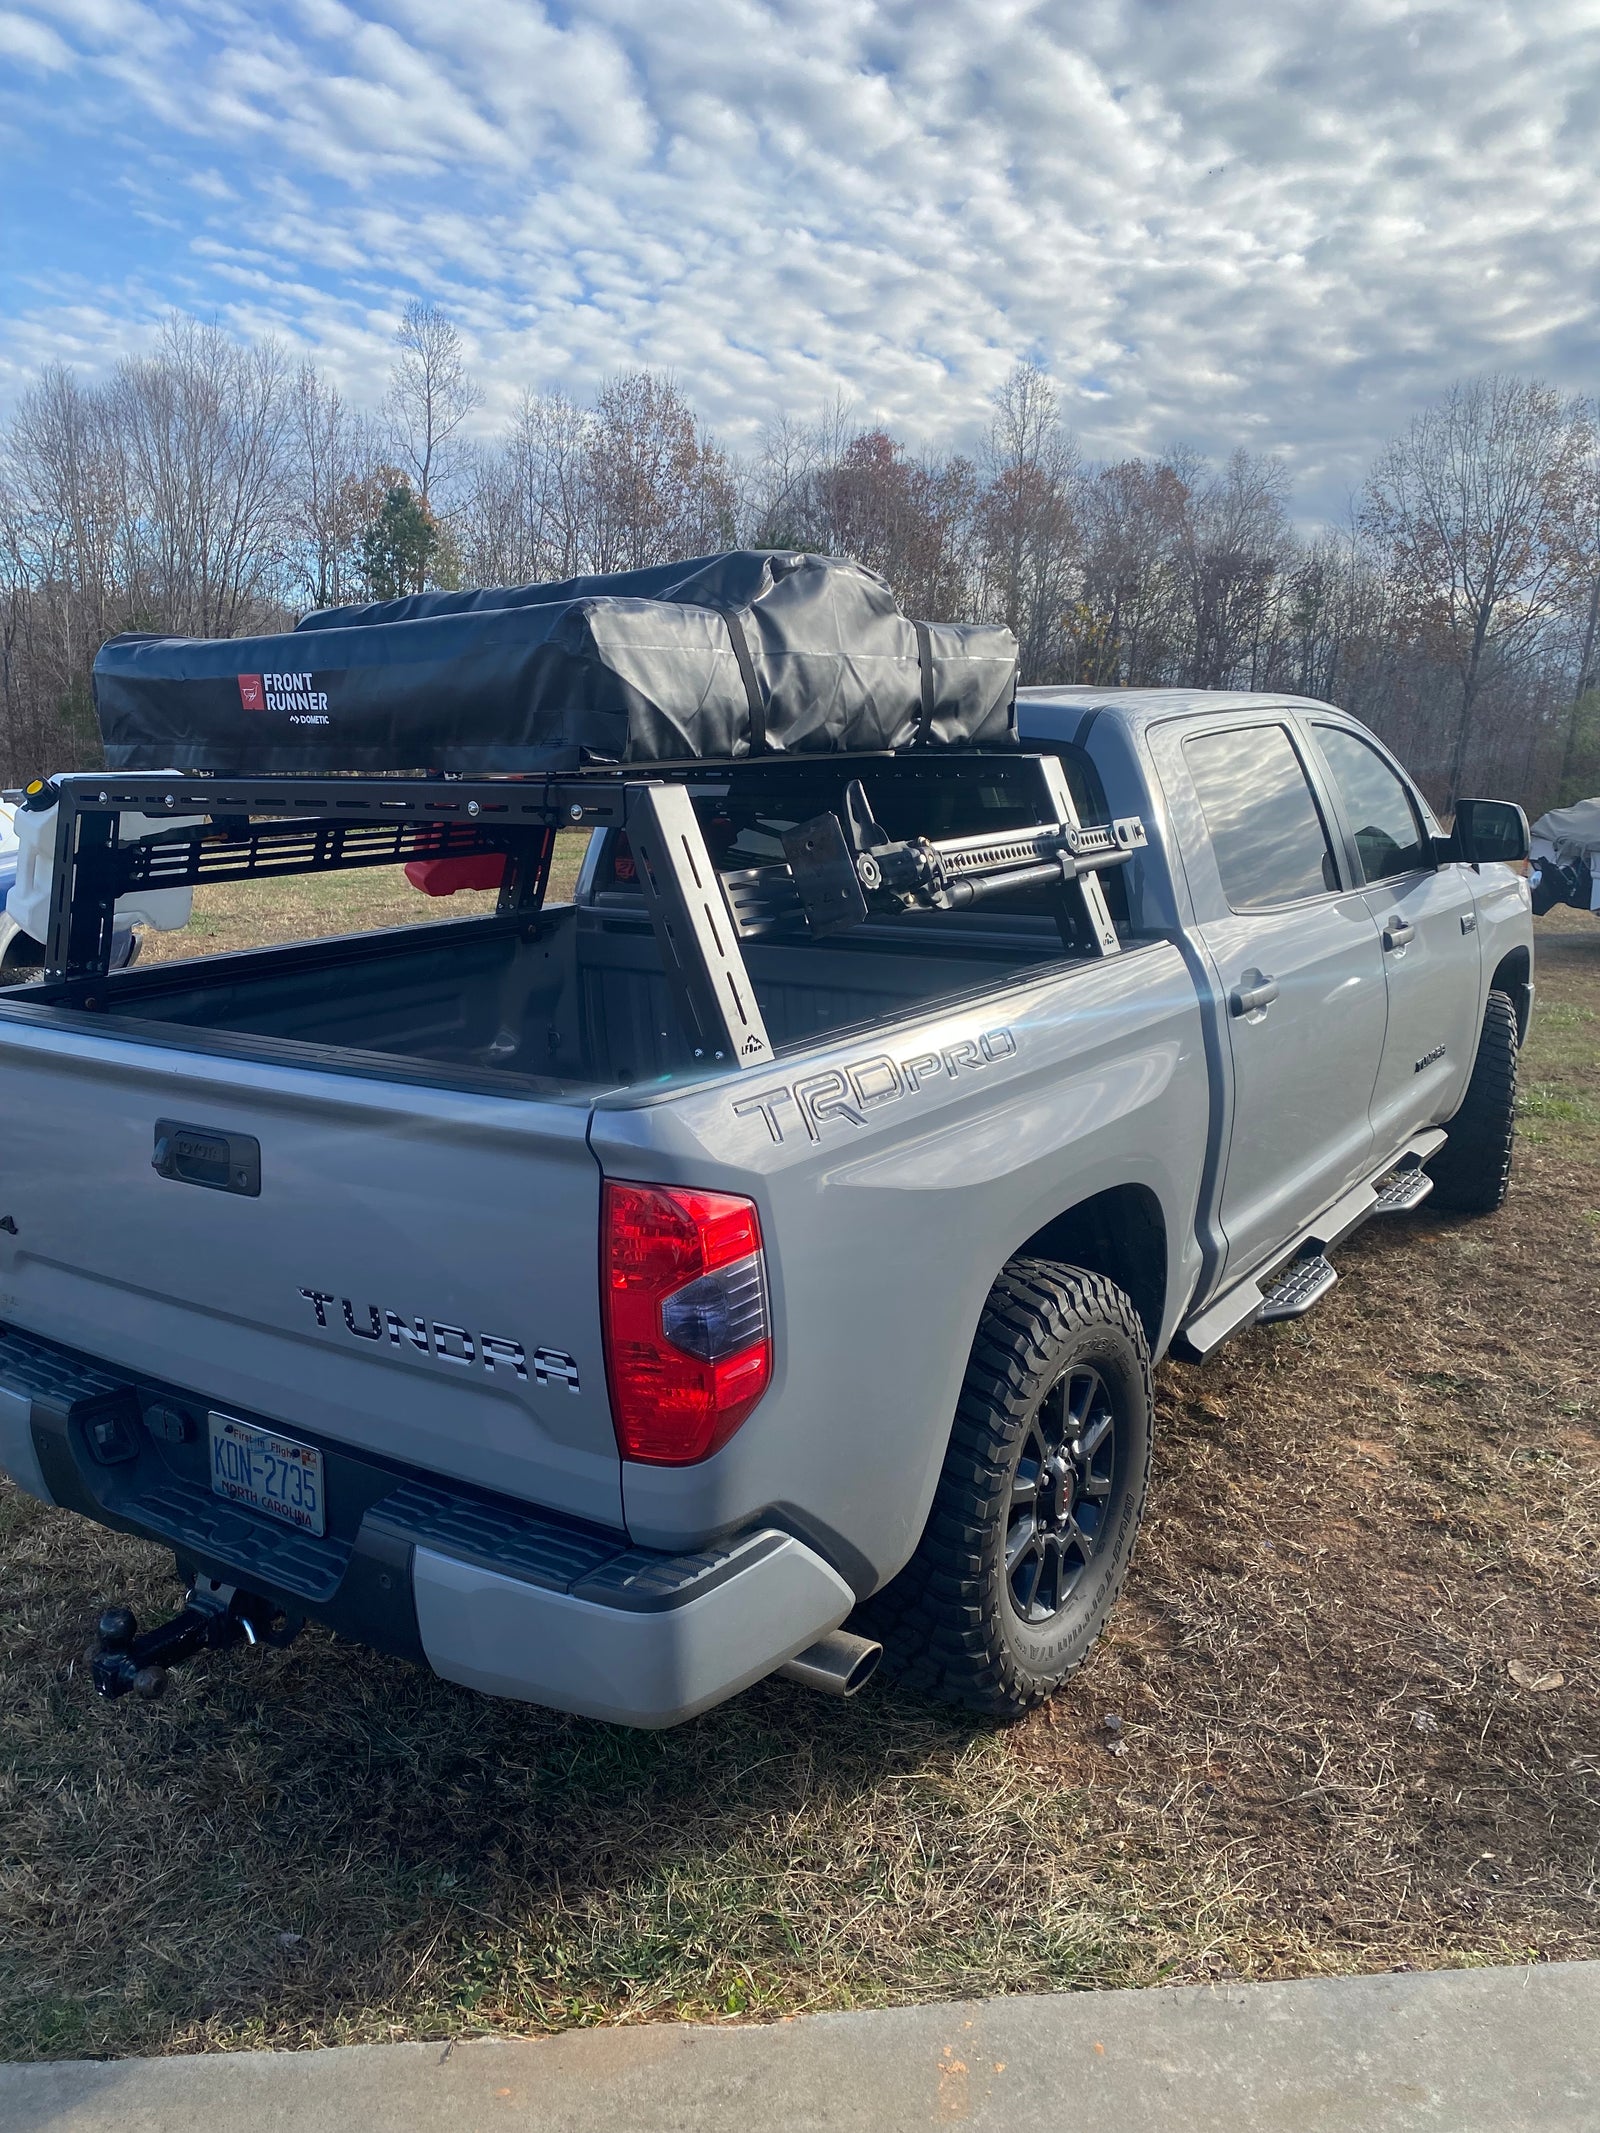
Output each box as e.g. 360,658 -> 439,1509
865,1259 -> 1154,1720
1427,989 -> 1519,1215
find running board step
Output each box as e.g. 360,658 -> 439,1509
1257,1253 -> 1338,1323
1371,1168 -> 1434,1214
1175,1129 -> 1448,1362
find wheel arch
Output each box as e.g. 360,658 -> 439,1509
1016,1183 -> 1168,1352
1489,945 -> 1532,1045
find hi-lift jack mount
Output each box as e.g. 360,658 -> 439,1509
777,757 -> 1146,952
91,1574 -> 304,1700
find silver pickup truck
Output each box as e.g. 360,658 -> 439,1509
0,690 -> 1533,1724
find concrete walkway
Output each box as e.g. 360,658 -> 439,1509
3,1961 -> 1595,2133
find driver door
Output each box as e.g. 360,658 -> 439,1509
1308,721 -> 1482,1156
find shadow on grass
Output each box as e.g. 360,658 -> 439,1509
2,1516 -> 1117,2057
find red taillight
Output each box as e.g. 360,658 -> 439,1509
601,1180 -> 773,1464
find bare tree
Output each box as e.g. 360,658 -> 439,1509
1074,457 -> 1190,684
3,365 -> 127,686
1178,448 -> 1294,690
1,361 -> 147,777
385,301 -> 481,508
585,371 -> 735,573
745,396 -> 856,550
516,392 -> 591,581
111,316 -> 295,639
460,390 -> 593,585
974,363 -> 1081,682
1361,375 -> 1590,807
1275,532 -> 1359,703
289,363 -> 378,613
1549,398 -> 1600,798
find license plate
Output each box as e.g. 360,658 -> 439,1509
208,1413 -> 325,1538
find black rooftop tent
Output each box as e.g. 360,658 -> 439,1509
91,550 -> 1018,775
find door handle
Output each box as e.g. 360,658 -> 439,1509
1382,915 -> 1415,951
1229,975 -> 1280,1016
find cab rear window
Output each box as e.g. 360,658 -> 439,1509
1185,726 -> 1339,911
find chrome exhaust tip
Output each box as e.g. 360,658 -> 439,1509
778,1628 -> 882,1698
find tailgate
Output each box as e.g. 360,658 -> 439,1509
0,1016 -> 621,1529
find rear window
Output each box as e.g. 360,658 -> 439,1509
1184,725 -> 1339,911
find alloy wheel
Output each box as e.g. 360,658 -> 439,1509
1005,1364 -> 1119,1625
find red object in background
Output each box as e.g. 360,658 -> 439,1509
404,853 -> 510,896
601,1181 -> 772,1464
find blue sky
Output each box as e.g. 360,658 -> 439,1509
2,0 -> 1598,516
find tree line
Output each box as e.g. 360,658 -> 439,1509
4,303 -> 1598,814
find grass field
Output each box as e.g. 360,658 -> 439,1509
134,832 -> 591,964
1,904 -> 1596,2059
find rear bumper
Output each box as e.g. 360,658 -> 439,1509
0,1321 -> 852,1728
412,1536 -> 852,1726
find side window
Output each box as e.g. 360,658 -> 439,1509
1184,725 -> 1340,912
1313,725 -> 1429,884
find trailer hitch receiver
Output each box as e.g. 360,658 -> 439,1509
91,1576 -> 304,1699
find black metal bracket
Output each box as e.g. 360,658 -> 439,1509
626,783 -> 775,1067
39,771 -> 613,998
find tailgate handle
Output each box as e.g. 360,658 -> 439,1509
152,1120 -> 261,1198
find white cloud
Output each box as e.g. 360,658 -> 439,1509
184,167 -> 237,201
2,0 -> 1599,512
0,9 -> 75,67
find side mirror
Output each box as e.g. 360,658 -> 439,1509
1449,798 -> 1530,868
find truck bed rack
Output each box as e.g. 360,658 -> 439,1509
24,756 -> 1144,1074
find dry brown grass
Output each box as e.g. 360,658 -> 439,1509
1,910 -> 1596,2058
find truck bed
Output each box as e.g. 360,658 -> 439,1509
77,901 -> 1071,1092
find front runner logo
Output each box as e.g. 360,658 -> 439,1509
238,670 -> 330,725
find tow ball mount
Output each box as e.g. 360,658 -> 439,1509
91,1575 -> 304,1700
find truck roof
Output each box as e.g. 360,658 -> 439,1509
1018,685 -> 1342,735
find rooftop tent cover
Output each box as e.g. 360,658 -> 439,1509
1530,797 -> 1600,864
91,550 -> 1018,774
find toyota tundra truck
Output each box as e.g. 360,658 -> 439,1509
0,691 -> 1533,1723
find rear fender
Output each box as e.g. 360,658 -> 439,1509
592,943 -> 1209,1591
